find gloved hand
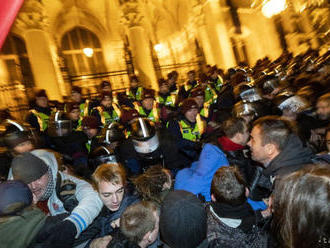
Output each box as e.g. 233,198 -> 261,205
43,220 -> 77,248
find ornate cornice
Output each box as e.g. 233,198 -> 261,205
14,0 -> 49,31
120,0 -> 144,28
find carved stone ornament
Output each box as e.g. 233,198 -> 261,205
120,0 -> 144,28
14,0 -> 49,30
191,0 -> 207,27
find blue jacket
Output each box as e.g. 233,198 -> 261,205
174,143 -> 229,202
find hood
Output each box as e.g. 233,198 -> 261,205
264,134 -> 313,177
30,149 -> 59,184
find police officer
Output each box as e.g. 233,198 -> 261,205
26,89 -> 52,133
190,87 -> 211,121
69,86 -> 90,117
134,89 -> 160,123
91,91 -> 121,126
156,79 -> 177,123
167,98 -> 206,166
126,75 -> 144,101
65,102 -> 82,131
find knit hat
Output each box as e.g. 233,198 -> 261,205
100,80 -> 111,89
71,86 -> 82,95
181,98 -> 199,114
141,89 -> 155,100
160,190 -> 207,248
82,116 -> 101,129
190,87 -> 204,98
35,89 -> 48,98
158,78 -> 168,87
120,108 -> 139,124
100,91 -> 113,101
65,102 -> 80,113
0,180 -> 33,216
11,152 -> 49,184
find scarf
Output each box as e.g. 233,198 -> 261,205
217,136 -> 245,151
39,168 -> 54,201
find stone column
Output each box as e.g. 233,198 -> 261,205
120,0 -> 158,90
14,0 -> 63,101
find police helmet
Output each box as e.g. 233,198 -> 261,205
48,111 -> 72,137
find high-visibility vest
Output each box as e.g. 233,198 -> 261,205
126,87 -> 143,101
134,102 -> 160,123
200,102 -> 210,119
95,104 -> 121,126
29,109 -> 50,132
178,118 -> 205,142
156,93 -> 176,107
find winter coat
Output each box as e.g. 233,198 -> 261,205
174,143 -> 229,201
30,149 -> 103,237
249,134 -> 314,200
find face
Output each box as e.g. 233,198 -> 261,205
83,128 -> 98,139
36,97 -> 48,108
68,109 -> 81,121
188,72 -> 195,81
159,84 -> 169,94
28,172 -> 49,203
247,125 -> 269,165
71,92 -> 81,103
184,108 -> 198,123
194,96 -> 204,108
13,140 -> 34,154
130,80 -> 138,88
142,98 -> 154,110
98,181 -> 125,211
316,100 -> 330,120
101,97 -> 112,108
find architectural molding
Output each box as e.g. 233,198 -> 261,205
14,0 -> 49,31
119,0 -> 144,28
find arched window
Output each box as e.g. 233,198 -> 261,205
0,34 -> 35,88
61,27 -> 106,76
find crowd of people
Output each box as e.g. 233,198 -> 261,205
0,49 -> 329,248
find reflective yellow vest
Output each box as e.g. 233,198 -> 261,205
178,118 -> 205,142
134,102 -> 160,123
29,109 -> 50,132
126,87 -> 143,101
156,93 -> 176,107
95,104 -> 121,126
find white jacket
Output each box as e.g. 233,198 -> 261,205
30,149 -> 103,237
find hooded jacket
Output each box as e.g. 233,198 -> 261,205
250,134 -> 314,200
29,149 -> 103,237
174,143 -> 229,202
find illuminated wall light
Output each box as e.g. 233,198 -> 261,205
154,44 -> 163,52
83,48 -> 94,57
262,0 -> 287,18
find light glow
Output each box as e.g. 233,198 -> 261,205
154,44 -> 163,52
83,47 -> 94,57
262,0 -> 287,18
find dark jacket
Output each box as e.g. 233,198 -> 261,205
74,193 -> 139,246
249,134 -> 314,200
207,203 -> 268,248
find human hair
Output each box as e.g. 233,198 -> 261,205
253,116 -> 295,151
272,164 -> 330,248
120,201 -> 158,244
317,92 -> 330,105
92,163 -> 126,191
211,166 -> 246,206
222,117 -> 247,138
132,165 -> 171,205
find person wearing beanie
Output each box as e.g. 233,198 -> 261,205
91,90 -> 121,126
190,87 -> 212,121
166,98 -> 206,167
26,89 -> 52,133
133,89 -> 160,123
156,79 -> 177,123
127,75 -> 144,101
10,150 -> 103,244
82,116 -> 102,153
120,107 -> 140,129
65,101 -> 83,130
70,86 -> 90,117
160,190 -> 208,248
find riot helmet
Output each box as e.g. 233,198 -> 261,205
0,119 -> 38,150
48,111 -> 72,137
89,144 -> 117,171
99,122 -> 126,145
234,84 -> 262,103
233,101 -> 259,123
274,92 -> 309,114
130,118 -> 160,161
